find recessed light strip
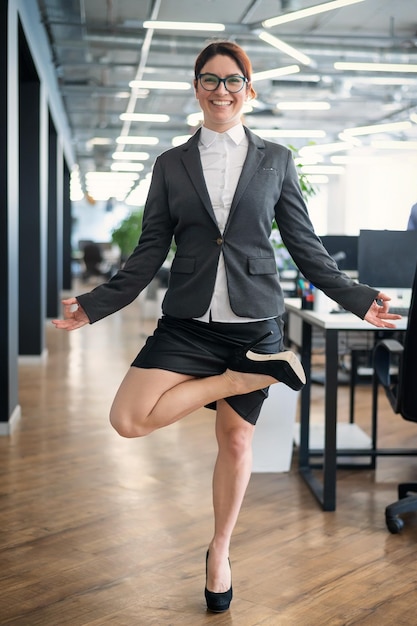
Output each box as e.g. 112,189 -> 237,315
112,151 -> 150,161
252,65 -> 300,80
129,80 -> 191,90
120,113 -> 170,122
302,165 -> 345,174
262,0 -> 366,28
111,162 -> 145,172
142,20 -> 225,31
258,32 -> 313,66
299,142 -> 354,155
334,62 -> 417,73
277,101 -> 331,110
371,141 -> 417,150
116,136 -> 159,145
343,121 -> 412,136
254,129 -> 326,138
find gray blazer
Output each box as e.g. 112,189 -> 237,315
77,127 -> 378,323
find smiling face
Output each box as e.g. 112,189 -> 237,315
194,54 -> 250,133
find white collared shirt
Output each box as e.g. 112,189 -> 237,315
195,123 -> 258,323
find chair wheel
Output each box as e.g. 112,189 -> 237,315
386,516 -> 404,534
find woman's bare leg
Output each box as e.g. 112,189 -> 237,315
109,366 -> 274,438
206,399 -> 254,593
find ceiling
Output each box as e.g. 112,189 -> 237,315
36,0 -> 417,203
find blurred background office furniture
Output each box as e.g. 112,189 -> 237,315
358,229 -> 417,314
78,241 -> 119,284
285,299 -> 408,511
252,383 -> 301,473
319,234 -> 359,276
407,202 -> 417,231
372,261 -> 417,534
347,229 -> 417,415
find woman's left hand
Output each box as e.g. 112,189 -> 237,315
364,292 -> 402,328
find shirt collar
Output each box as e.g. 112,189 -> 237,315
199,123 -> 246,148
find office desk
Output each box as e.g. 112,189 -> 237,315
285,300 -> 408,511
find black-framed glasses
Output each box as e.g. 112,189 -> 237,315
196,73 -> 248,93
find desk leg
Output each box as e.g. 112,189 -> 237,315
298,324 -> 338,511
298,321 -> 326,506
299,321 -> 312,469
322,328 -> 338,511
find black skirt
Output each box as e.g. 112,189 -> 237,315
131,315 -> 284,425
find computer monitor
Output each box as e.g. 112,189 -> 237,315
358,229 -> 417,289
319,235 -> 358,271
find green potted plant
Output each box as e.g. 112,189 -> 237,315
271,144 -> 317,270
111,208 -> 176,263
111,210 -> 144,262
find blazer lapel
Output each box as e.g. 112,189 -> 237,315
226,129 -> 266,227
180,130 -> 218,225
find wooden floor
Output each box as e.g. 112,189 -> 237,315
2,284 -> 417,625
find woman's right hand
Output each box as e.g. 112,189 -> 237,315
52,298 -> 90,331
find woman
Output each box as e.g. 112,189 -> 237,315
53,41 -> 400,613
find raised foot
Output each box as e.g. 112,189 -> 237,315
228,349 -> 306,391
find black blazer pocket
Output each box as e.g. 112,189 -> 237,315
171,256 -> 195,274
248,256 -> 277,275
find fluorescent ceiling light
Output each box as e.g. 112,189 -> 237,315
334,62 -> 417,73
111,162 -> 145,172
172,135 -> 192,147
343,121 -> 412,136
299,142 -> 353,155
143,20 -> 225,31
302,165 -> 345,174
258,32 -> 313,66
70,188 -> 84,202
85,172 -> 139,201
85,172 -> 138,180
129,80 -> 191,90
277,101 -> 331,110
120,113 -> 170,122
337,132 -> 362,146
330,155 -> 356,164
358,77 -> 417,86
281,74 -> 321,83
254,129 -> 326,138
262,0 -> 366,28
294,155 -> 324,165
70,169 -> 84,201
370,141 -> 417,150
86,137 -> 113,149
116,136 -> 159,145
252,65 -> 300,81
112,151 -> 150,160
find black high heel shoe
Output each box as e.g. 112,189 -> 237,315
227,331 -> 306,391
205,551 -> 233,613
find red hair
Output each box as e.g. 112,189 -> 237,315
194,41 -> 257,99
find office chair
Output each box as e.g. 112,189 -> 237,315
372,260 -> 417,533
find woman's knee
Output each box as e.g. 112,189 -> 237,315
109,406 -> 152,438
219,424 -> 253,460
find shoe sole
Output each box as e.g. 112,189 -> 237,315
246,350 -> 306,386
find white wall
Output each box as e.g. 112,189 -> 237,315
344,152 -> 417,232
315,150 -> 417,235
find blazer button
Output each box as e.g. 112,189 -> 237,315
216,237 -> 223,245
